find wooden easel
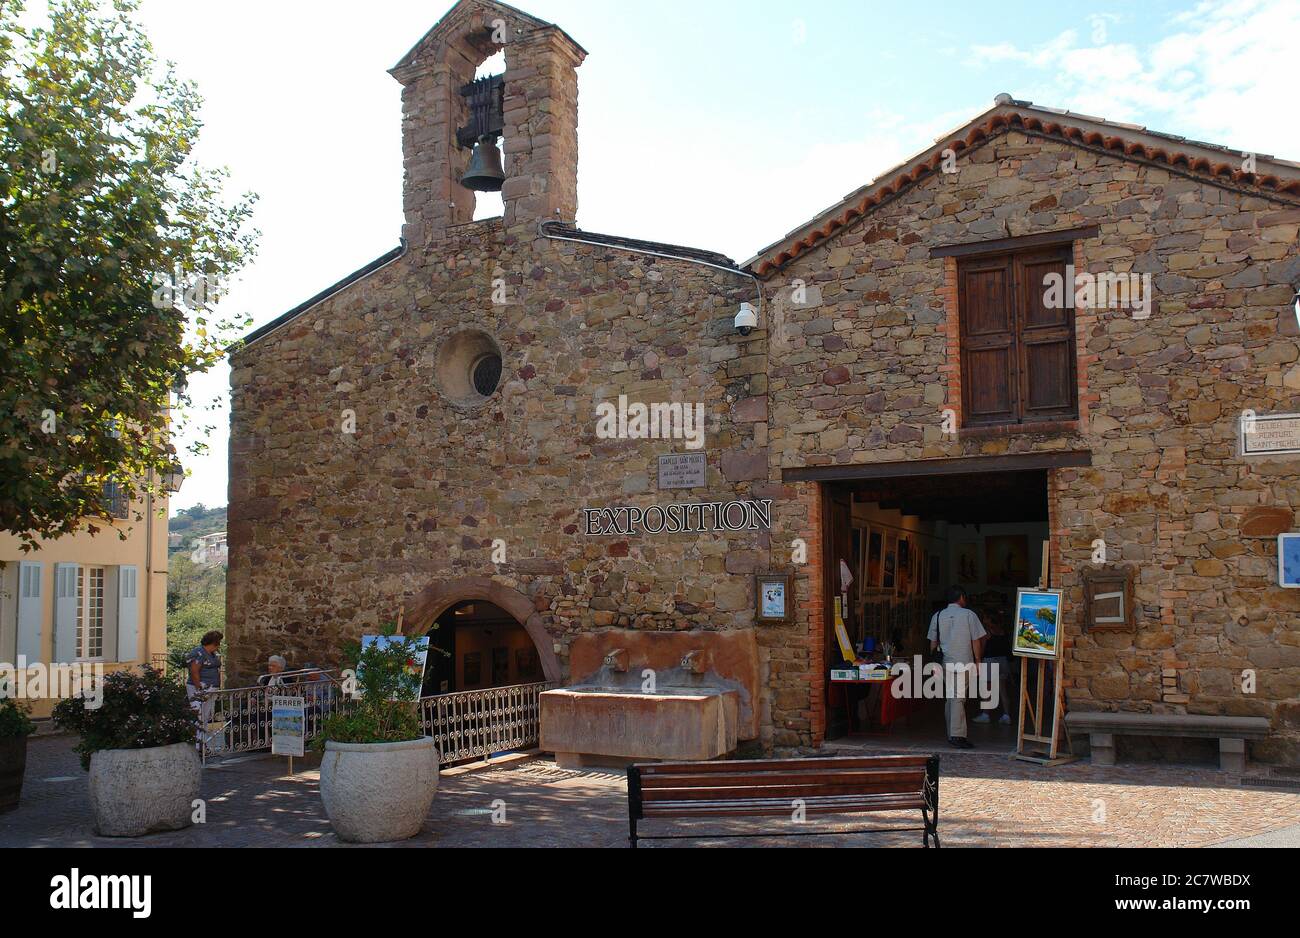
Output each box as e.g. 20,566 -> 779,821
1013,545 -> 1076,766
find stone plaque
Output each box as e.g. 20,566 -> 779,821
657,453 -> 707,490
1242,414 -> 1300,457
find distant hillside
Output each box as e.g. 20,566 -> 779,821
169,503 -> 227,555
167,504 -> 227,668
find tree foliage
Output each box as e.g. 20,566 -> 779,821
0,0 -> 258,548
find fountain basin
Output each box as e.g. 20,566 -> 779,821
541,686 -> 739,768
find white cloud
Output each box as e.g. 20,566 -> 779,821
965,0 -> 1300,159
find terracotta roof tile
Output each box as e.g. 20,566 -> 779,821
747,104 -> 1300,277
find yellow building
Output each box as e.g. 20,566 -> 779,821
0,484 -> 171,719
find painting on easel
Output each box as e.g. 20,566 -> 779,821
1012,589 -> 1063,659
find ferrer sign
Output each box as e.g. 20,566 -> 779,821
584,500 -> 772,537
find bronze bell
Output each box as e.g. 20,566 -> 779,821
461,135 -> 506,192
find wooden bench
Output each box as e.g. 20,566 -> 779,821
1065,712 -> 1271,773
626,755 -> 939,848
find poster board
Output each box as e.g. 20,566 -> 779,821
271,696 -> 306,758
359,635 -> 431,699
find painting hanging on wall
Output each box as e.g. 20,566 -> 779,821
986,535 -> 1030,587
883,533 -> 897,590
956,542 -> 979,585
867,530 -> 883,587
1280,534 -> 1300,589
1013,589 -> 1064,659
897,536 -> 912,595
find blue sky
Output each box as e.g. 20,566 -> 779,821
129,0 -> 1297,513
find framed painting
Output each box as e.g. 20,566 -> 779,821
867,530 -> 883,587
956,542 -> 979,585
1013,588 -> 1064,659
987,535 -> 1030,587
1280,534 -> 1300,589
755,573 -> 793,624
883,533 -> 898,590
463,652 -> 482,687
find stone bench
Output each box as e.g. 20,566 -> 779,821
1065,712 -> 1270,773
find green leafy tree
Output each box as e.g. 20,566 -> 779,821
0,0 -> 258,548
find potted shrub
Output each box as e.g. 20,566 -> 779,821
0,698 -> 36,814
316,632 -> 439,844
53,667 -> 201,837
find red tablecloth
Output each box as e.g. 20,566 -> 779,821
878,677 -> 925,726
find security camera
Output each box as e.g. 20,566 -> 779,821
735,302 -> 758,337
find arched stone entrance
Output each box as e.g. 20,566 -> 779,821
404,578 -> 561,685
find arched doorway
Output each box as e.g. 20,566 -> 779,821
421,601 -> 547,696
405,577 -> 561,694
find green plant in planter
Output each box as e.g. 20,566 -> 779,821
316,629 -> 426,748
53,667 -> 197,770
0,698 -> 36,739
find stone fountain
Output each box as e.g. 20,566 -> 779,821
540,629 -> 760,768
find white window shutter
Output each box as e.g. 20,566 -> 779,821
116,565 -> 139,663
17,562 -> 43,664
53,563 -> 79,664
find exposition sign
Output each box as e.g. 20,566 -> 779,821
271,696 -> 305,758
583,499 -> 773,536
1241,413 -> 1300,457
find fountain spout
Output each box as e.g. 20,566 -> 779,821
680,650 -> 710,675
603,649 -> 629,673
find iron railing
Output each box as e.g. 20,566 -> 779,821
420,682 -> 557,766
199,680 -> 556,766
200,675 -> 346,760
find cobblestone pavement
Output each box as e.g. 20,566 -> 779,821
3,736 -> 1298,848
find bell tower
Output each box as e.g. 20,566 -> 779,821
390,0 -> 586,247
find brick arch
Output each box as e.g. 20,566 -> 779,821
404,577 -> 561,684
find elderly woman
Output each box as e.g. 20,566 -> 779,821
258,655 -> 289,688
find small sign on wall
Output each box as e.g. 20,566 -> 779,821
657,453 -> 707,490
1279,534 -> 1300,589
1241,413 -> 1300,457
755,573 -> 793,625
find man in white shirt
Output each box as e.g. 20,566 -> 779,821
928,587 -> 987,749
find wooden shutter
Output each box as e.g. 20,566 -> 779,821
17,562 -> 43,664
1015,248 -> 1078,422
53,563 -> 79,664
116,565 -> 140,663
958,255 -> 1017,426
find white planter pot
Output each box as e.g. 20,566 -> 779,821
320,737 -> 440,844
88,742 -> 201,838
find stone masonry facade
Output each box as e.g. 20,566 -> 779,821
765,129 -> 1300,763
229,1 -> 1300,762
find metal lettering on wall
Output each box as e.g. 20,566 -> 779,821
583,500 -> 773,536
657,453 -> 708,490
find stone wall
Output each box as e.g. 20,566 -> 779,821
765,129 -> 1300,762
227,220 -> 788,738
